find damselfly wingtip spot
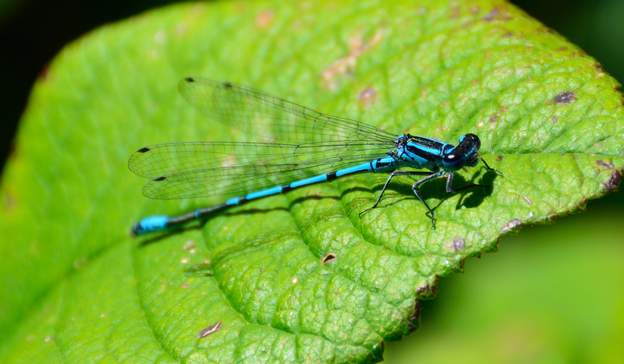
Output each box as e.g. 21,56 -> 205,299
222,81 -> 233,89
137,147 -> 150,153
153,176 -> 167,182
184,76 -> 195,83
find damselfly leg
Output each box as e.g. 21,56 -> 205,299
481,157 -> 503,176
360,170 -> 432,216
411,171 -> 445,228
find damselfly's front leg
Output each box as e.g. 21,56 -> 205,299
481,157 -> 503,176
359,170 -> 431,216
445,172 -> 454,193
445,171 -> 481,193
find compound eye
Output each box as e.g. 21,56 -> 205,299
466,134 -> 481,149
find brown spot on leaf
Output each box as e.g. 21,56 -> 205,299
488,106 -> 507,125
358,87 -> 377,107
604,170 -> 621,192
449,4 -> 461,18
255,10 -> 274,29
554,91 -> 576,104
496,155 -> 503,162
522,196 -> 533,206
198,321 -> 222,339
321,252 -> 337,264
452,237 -> 465,251
407,301 -> 422,332
416,278 -> 439,299
596,160 -> 615,170
483,6 -> 511,22
416,284 -> 429,294
322,28 -> 386,90
501,218 -> 521,233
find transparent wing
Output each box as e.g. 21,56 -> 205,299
129,77 -> 397,201
129,141 -> 392,200
178,77 -> 397,144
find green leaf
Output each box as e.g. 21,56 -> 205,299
1,0 -> 622,363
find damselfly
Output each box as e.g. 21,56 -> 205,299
129,77 -> 496,235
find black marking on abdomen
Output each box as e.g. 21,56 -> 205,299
282,185 -> 292,192
375,158 -> 390,169
326,171 -> 337,181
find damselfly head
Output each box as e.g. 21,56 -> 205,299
442,133 -> 481,170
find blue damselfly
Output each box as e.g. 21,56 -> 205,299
129,77 -> 496,235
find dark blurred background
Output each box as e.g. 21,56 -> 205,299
0,0 -> 176,169
1,1 -> 622,362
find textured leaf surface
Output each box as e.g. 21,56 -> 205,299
1,0 -> 623,363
